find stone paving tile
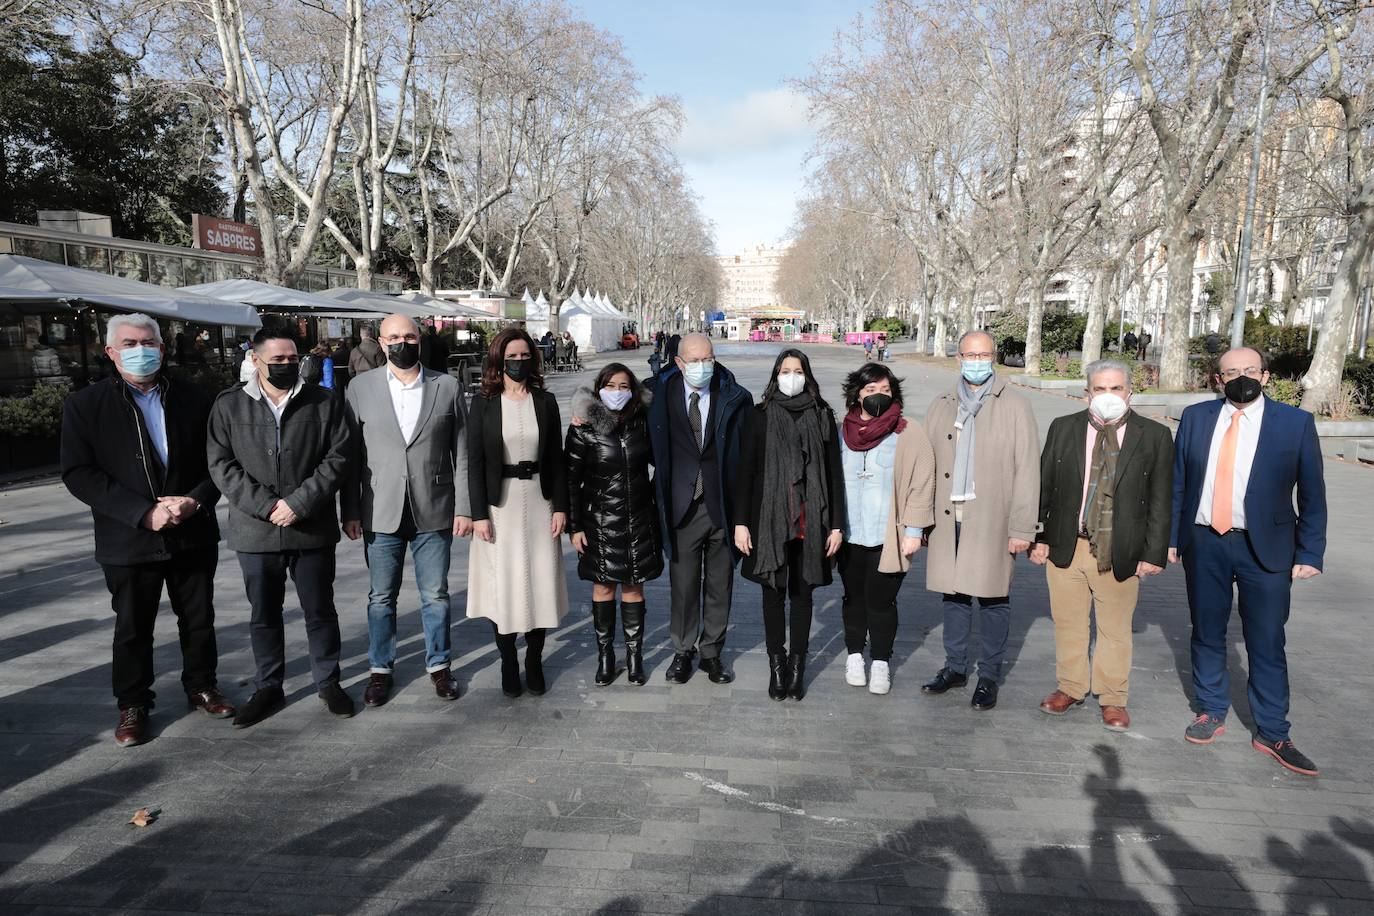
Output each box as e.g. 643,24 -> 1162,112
4,343 -> 1374,914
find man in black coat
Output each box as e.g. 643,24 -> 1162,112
207,327 -> 355,728
61,313 -> 235,748
1030,359 -> 1172,732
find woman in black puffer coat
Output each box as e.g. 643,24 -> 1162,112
565,362 -> 662,686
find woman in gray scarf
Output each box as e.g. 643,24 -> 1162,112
734,350 -> 846,701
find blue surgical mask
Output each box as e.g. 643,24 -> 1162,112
682,361 -> 714,389
600,388 -> 633,411
960,359 -> 993,385
119,345 -> 162,379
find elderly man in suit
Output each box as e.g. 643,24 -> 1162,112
1169,347 -> 1327,776
921,330 -> 1040,711
1031,359 -> 1173,732
343,313 -> 473,707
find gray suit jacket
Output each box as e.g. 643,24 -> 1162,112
342,366 -> 470,533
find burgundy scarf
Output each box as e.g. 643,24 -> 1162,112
842,403 -> 907,451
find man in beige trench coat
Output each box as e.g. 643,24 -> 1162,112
921,330 -> 1040,711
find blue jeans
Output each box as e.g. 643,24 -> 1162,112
364,528 -> 453,673
941,593 -> 1012,683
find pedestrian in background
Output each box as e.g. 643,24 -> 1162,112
349,324 -> 386,376
566,363 -> 662,686
61,313 -> 233,748
466,328 -> 569,697
342,314 -> 472,708
1170,347 -> 1327,776
207,327 -> 355,728
734,349 -> 845,701
921,330 -> 1040,712
836,362 -> 935,695
1031,359 -> 1173,732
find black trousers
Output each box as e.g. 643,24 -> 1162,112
667,498 -> 734,659
761,539 -> 815,655
838,544 -> 907,661
237,546 -> 341,692
102,545 -> 220,710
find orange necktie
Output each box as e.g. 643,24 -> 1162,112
1211,410 -> 1243,534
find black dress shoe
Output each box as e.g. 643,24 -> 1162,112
665,652 -> 695,683
233,687 -> 285,729
921,667 -> 968,695
319,682 -> 356,718
430,668 -> 460,701
363,673 -> 393,707
787,653 -> 807,701
1253,737 -> 1319,776
115,706 -> 149,747
767,652 -> 790,701
971,678 -> 999,711
700,656 -> 733,684
187,688 -> 235,718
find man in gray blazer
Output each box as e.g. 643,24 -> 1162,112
342,314 -> 473,706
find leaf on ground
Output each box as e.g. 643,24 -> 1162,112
129,807 -> 158,827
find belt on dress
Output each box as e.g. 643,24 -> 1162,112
501,461 -> 540,480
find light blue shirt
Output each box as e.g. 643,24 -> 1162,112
128,384 -> 168,468
842,434 -> 921,548
684,379 -> 710,447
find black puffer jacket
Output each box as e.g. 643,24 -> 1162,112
564,392 -> 663,585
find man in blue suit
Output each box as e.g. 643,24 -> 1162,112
1169,347 -> 1327,776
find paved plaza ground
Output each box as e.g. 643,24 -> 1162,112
1,340 -> 1372,915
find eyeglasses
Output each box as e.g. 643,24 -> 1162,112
1218,366 -> 1263,380
958,351 -> 994,360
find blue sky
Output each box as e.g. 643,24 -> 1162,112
572,0 -> 871,255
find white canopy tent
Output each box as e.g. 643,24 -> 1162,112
179,278 -> 379,317
317,287 -> 435,320
0,253 -> 261,327
397,291 -> 492,319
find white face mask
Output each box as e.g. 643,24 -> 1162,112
776,372 -> 805,397
1090,392 -> 1128,423
599,388 -> 633,411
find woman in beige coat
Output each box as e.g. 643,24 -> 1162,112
837,363 -> 936,696
921,332 -> 1040,711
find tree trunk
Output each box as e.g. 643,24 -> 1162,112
914,296 -> 929,355
1281,256 -> 1303,325
1025,276 -> 1047,376
1301,211 -> 1372,414
354,257 -> 373,292
954,286 -> 975,337
932,306 -> 948,359
1158,223 -> 1200,390
1081,267 -> 1109,367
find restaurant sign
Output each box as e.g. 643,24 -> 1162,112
192,215 -> 263,258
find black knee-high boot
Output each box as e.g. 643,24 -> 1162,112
493,625 -> 521,698
592,600 -> 618,686
621,601 -> 646,686
524,628 -> 547,695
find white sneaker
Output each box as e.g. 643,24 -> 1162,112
869,660 -> 891,695
845,653 -> 867,687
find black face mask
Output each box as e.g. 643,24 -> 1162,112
861,393 -> 893,418
387,341 -> 420,370
1223,375 -> 1263,405
504,358 -> 532,383
265,362 -> 300,391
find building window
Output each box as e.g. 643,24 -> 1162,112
12,237 -> 64,263
67,245 -> 111,273
148,252 -> 185,287
111,249 -> 148,282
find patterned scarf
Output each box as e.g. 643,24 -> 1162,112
1083,412 -> 1129,573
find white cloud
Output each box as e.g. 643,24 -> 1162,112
675,88 -> 813,162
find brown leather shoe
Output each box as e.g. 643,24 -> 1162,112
431,668 -> 460,701
187,688 -> 235,719
363,673 -> 393,707
1102,706 -> 1130,731
1039,690 -> 1085,715
115,706 -> 148,748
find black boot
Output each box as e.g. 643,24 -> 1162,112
495,630 -> 521,698
592,601 -> 618,686
767,652 -> 791,701
622,601 -> 646,686
525,628 -> 547,695
787,653 -> 807,701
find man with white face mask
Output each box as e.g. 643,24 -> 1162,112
1030,359 -> 1173,731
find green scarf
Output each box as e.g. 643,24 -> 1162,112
1083,412 -> 1128,573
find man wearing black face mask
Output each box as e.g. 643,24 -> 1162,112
207,326 -> 356,728
1169,347 -> 1327,776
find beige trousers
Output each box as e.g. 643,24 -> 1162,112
1045,538 -> 1140,707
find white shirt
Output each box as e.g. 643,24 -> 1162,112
387,366 -> 425,444
1195,397 -> 1265,530
683,377 -> 711,448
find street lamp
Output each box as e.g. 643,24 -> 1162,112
1230,0 -> 1279,348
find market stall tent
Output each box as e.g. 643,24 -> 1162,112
179,278 -> 378,316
